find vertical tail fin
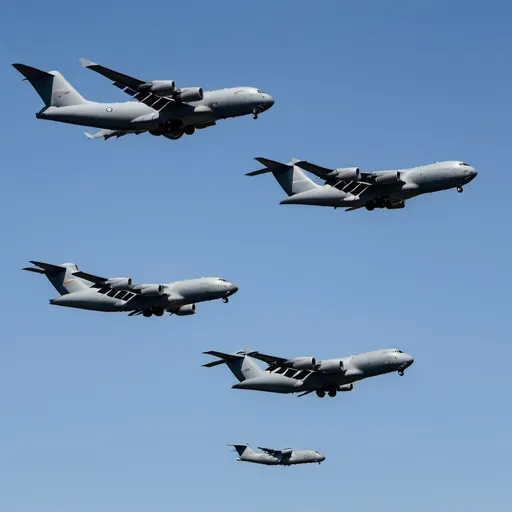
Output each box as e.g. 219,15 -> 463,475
230,444 -> 255,458
203,350 -> 264,382
23,261 -> 91,295
12,64 -> 88,107
247,157 -> 319,197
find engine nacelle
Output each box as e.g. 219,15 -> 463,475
105,277 -> 132,291
338,383 -> 354,392
140,284 -> 165,296
374,171 -> 402,185
280,448 -> 292,458
174,304 -> 196,316
144,80 -> 176,96
178,87 -> 204,102
317,359 -> 344,374
285,357 -> 317,370
332,167 -> 361,181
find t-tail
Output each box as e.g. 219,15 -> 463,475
12,63 -> 89,108
229,444 -> 256,461
246,157 -> 319,197
23,261 -> 91,295
203,350 -> 264,382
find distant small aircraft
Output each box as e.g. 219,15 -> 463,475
247,157 -> 477,211
12,59 -> 274,141
204,348 -> 414,397
24,261 -> 238,318
230,444 -> 325,466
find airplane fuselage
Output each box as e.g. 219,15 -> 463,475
281,161 -> 477,208
232,349 -> 414,394
50,277 -> 238,313
241,450 -> 325,465
36,87 -> 274,131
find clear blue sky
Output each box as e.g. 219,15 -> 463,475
1,1 -> 511,511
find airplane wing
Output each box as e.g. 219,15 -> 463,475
258,447 -> 282,456
80,58 -> 191,112
246,351 -> 287,366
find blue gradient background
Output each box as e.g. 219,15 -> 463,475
1,1 -> 511,511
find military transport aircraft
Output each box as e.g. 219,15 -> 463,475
247,157 -> 477,211
230,444 -> 325,466
204,348 -> 414,397
12,59 -> 274,141
23,261 -> 238,317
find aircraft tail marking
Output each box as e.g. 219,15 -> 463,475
13,63 -> 88,107
247,157 -> 319,197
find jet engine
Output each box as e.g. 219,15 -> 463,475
174,304 -> 196,316
374,171 -> 402,185
338,384 -> 354,392
332,167 -> 361,181
105,277 -> 132,291
141,80 -> 176,96
317,359 -> 344,374
285,357 -> 317,370
140,284 -> 165,296
177,87 -> 204,102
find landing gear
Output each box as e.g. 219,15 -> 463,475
164,129 -> 184,140
316,390 -> 325,398
143,310 -> 152,318
457,186 -> 463,193
153,308 -> 164,317
222,297 -> 229,304
252,109 -> 258,120
328,389 -> 337,398
184,126 -> 195,136
365,203 -> 375,211
398,370 -> 404,376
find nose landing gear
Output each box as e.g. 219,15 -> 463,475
222,297 -> 229,304
398,370 -> 404,376
457,186 -> 463,193
252,109 -> 259,120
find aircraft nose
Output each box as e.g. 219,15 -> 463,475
319,454 -> 326,462
229,283 -> 239,295
405,355 -> 414,368
265,94 -> 274,107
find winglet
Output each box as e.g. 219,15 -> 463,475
79,57 -> 95,68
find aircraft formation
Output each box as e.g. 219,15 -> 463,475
14,57 -> 477,467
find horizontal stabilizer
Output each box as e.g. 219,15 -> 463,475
12,63 -> 52,81
246,157 -> 293,177
24,261 -> 65,274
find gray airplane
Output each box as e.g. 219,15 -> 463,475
247,157 -> 477,211
204,348 -> 414,397
13,59 -> 274,141
24,261 -> 238,317
230,444 -> 325,466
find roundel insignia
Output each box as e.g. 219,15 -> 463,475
106,107 -> 113,112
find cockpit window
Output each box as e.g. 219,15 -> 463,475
257,89 -> 265,94
218,278 -> 227,282
393,349 -> 403,353
459,162 -> 470,166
